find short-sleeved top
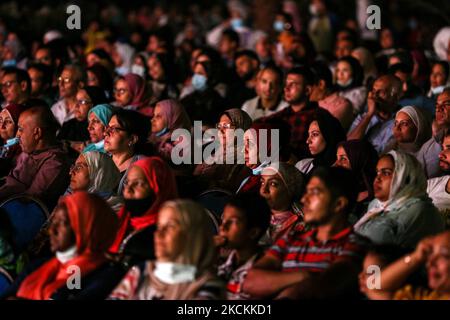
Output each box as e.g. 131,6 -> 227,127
267,227 -> 368,273
348,113 -> 395,154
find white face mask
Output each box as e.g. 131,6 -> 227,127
56,245 -> 78,264
154,262 -> 197,284
131,64 -> 146,78
431,85 -> 445,95
337,78 -> 353,88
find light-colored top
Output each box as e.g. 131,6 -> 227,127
349,113 -> 395,154
337,86 -> 367,115
295,158 -> 314,175
427,175 -> 450,215
51,99 -> 75,126
241,96 -> 289,121
417,134 -> 443,179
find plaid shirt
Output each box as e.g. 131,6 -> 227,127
267,102 -> 330,158
217,250 -> 262,300
267,226 -> 368,273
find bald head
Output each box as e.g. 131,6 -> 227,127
375,75 -> 403,101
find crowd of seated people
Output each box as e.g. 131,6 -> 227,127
0,0 -> 450,300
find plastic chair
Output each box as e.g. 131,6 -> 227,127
0,195 -> 49,253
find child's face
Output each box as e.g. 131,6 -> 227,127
219,205 -> 255,250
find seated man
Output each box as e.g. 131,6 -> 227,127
347,75 -> 403,154
0,105 -> 70,210
427,128 -> 450,226
243,166 -> 369,299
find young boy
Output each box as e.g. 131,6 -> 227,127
216,193 -> 271,300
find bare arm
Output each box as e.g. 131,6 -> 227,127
242,254 -> 309,299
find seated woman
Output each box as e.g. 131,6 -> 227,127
67,151 -> 122,212
237,118 -> 294,194
147,53 -> 179,103
383,105 -> 432,157
193,108 -> 253,194
104,109 -> 153,195
57,86 -> 108,154
0,103 -> 28,177
83,104 -> 115,153
296,111 -> 346,175
334,139 -> 379,220
334,56 -> 367,115
7,192 -> 118,300
109,157 -> 178,258
109,199 -> 224,300
180,59 -> 227,129
354,150 -> 445,249
149,99 -> 191,162
113,73 -> 153,117
366,231 -> 450,300
259,163 -> 306,246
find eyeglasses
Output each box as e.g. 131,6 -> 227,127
216,123 -> 235,130
105,125 -> 127,135
57,77 -> 73,85
75,99 -> 92,107
0,80 -> 18,90
70,163 -> 88,174
114,88 -> 128,96
123,178 -> 148,189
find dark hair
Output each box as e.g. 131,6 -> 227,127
432,61 -> 450,83
286,66 -> 315,86
389,50 -> 414,73
27,63 -> 54,89
309,166 -> 358,214
336,56 -> 364,89
226,193 -> 271,240
234,50 -> 260,64
260,64 -> 284,86
87,63 -> 114,97
113,109 -> 153,156
367,244 -> 409,266
387,62 -> 412,76
311,61 -> 333,89
82,86 -> 108,106
1,66 -> 31,95
311,109 -> 346,167
24,106 -> 60,138
221,28 -> 240,45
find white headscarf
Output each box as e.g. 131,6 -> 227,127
392,105 -> 432,153
83,151 -> 121,195
433,27 -> 450,61
114,42 -> 135,75
355,150 -> 427,229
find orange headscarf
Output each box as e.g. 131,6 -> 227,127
109,157 -> 178,253
17,192 -> 118,300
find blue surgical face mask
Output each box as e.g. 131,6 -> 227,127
131,64 -> 145,78
231,18 -> 244,30
155,127 -> 169,137
252,161 -> 270,175
2,59 -> 16,67
192,73 -> 208,91
273,20 -> 284,32
4,137 -> 19,148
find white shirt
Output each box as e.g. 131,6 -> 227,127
51,99 -> 75,126
427,175 -> 450,212
241,96 -> 288,121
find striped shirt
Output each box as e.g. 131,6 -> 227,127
267,227 -> 368,273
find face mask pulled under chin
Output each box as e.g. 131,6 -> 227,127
124,196 -> 155,216
131,64 -> 146,78
431,85 -> 445,95
336,78 -> 353,88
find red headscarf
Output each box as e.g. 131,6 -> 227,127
109,157 -> 178,253
16,192 -> 118,300
123,73 -> 153,117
